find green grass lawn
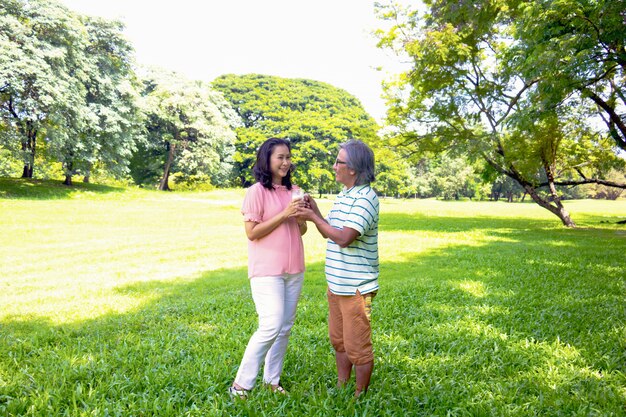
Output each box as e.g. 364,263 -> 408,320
1,178 -> 625,416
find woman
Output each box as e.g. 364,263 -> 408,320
229,138 -> 307,398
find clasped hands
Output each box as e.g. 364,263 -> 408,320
293,194 -> 318,224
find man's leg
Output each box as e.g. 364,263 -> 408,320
355,360 -> 373,396
335,350 -> 353,386
343,291 -> 375,397
328,289 -> 352,386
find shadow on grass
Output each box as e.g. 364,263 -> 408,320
0,177 -> 127,200
1,220 -> 625,416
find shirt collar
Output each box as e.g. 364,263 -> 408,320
343,184 -> 369,195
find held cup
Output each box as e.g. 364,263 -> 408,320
291,188 -> 305,201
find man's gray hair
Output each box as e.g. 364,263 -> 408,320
340,140 -> 376,186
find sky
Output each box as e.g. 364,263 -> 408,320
60,0 -> 406,123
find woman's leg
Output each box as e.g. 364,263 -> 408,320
233,276 -> 284,390
263,272 -> 304,385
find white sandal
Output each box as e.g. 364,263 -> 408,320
270,384 -> 287,395
228,385 -> 249,399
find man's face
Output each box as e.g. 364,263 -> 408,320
333,148 -> 355,187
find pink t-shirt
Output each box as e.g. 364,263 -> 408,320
241,182 -> 305,278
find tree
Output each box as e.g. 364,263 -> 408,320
0,0 -> 143,185
375,0 -> 625,227
512,0 -> 626,151
134,68 -> 240,190
589,169 -> 626,200
56,15 -> 142,186
374,146 -> 416,197
0,0 -> 85,178
212,74 -> 380,193
489,174 -> 525,202
430,154 -> 476,200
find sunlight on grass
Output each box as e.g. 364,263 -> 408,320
1,183 -> 624,416
457,280 -> 488,297
0,189 -> 249,324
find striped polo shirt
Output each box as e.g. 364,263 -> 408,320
325,184 -> 379,295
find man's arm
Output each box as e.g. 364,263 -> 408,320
297,206 -> 359,248
311,214 -> 359,248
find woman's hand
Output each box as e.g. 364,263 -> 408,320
245,198 -> 306,241
283,198 -> 305,219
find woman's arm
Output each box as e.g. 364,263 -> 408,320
245,199 -> 302,241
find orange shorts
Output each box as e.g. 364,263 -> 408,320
327,289 -> 376,365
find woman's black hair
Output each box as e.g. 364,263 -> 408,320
253,138 -> 293,190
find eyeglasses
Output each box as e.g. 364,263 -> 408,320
334,159 -> 347,165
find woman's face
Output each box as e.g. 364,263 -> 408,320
270,144 -> 291,183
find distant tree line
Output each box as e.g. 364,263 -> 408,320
1,0 -> 624,226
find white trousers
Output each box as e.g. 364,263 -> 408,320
234,272 -> 304,390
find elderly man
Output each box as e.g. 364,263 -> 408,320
298,139 -> 379,397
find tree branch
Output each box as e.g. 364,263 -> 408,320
495,78 -> 538,126
538,178 -> 626,189
581,87 -> 626,150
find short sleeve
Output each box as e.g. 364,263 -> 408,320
241,184 -> 263,223
344,196 -> 376,235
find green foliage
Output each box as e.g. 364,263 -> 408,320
133,68 -> 240,190
512,0 -> 626,151
0,0 -> 142,183
429,154 -> 476,200
1,0 -> 84,176
212,74 -> 380,192
587,168 -> 626,200
0,184 -> 624,415
372,146 -> 413,197
63,15 -> 143,182
0,148 -> 21,177
375,0 -> 626,226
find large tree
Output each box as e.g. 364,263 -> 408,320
55,15 -> 142,185
134,68 -> 240,190
0,0 -> 85,178
212,74 -> 380,193
512,0 -> 626,151
375,0 -> 625,226
0,0 -> 142,184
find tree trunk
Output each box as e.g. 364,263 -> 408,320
159,141 -> 176,191
63,161 -> 73,186
83,163 -> 91,183
485,157 -> 575,227
21,165 -> 33,178
523,184 -> 575,227
20,128 -> 36,178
